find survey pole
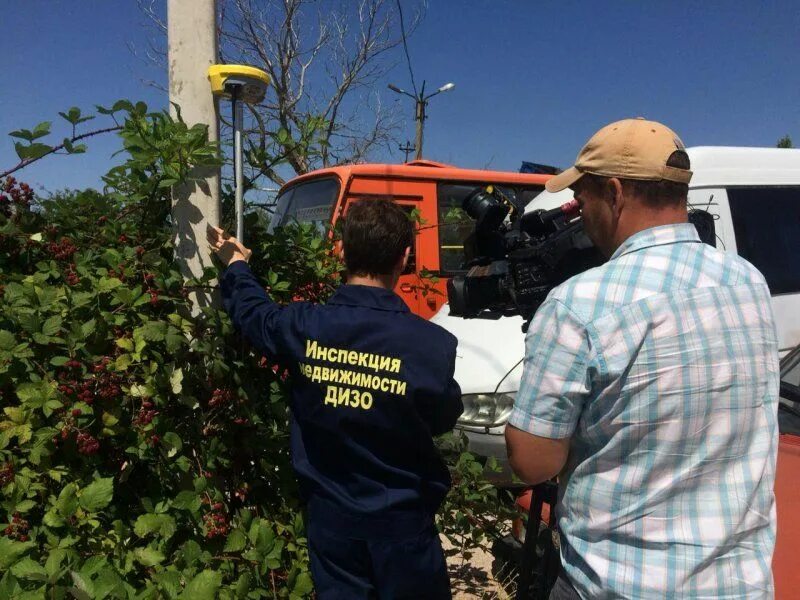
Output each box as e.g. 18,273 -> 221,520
167,0 -> 220,309
232,89 -> 244,241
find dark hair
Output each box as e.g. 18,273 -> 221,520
584,150 -> 691,207
341,198 -> 413,276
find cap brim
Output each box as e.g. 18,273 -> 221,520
545,166 -> 583,193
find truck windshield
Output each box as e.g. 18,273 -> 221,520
275,178 -> 340,234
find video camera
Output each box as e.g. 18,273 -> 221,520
446,185 -> 604,329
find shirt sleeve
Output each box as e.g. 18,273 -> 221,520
428,350 -> 464,436
414,336 -> 464,436
220,261 -> 293,360
508,298 -> 594,439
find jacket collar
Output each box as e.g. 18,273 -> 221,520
611,223 -> 701,261
328,284 -> 410,313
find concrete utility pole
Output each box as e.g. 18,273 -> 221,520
388,81 -> 455,160
168,0 -> 220,309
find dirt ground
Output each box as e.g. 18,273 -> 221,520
443,536 -> 512,599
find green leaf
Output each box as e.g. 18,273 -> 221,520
135,321 -> 167,342
114,354 -> 132,371
0,537 -> 35,569
134,513 -> 176,540
59,107 -> 82,125
33,121 -> 52,138
42,315 -> 62,336
93,567 -> 121,600
115,336 -> 134,352
133,547 -> 165,567
16,381 -> 56,409
79,477 -> 114,512
172,490 -> 201,512
70,570 -> 95,600
57,482 -> 79,516
97,277 -> 123,293
223,529 -> 247,553
162,432 -> 182,458
81,319 -> 96,338
14,500 -> 36,513
0,330 -> 15,351
180,570 -> 222,600
292,571 -> 314,595
45,549 -> 67,577
4,406 -> 27,424
15,142 -> 52,161
170,368 -> 183,394
43,509 -> 66,528
9,128 -> 34,141
50,356 -> 70,367
235,573 -> 251,598
11,558 -> 47,581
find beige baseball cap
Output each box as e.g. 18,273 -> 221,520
546,118 -> 693,192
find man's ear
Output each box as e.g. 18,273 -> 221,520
401,246 -> 411,272
608,177 -> 625,219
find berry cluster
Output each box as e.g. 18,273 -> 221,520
57,357 -> 121,404
209,388 -> 234,409
202,501 -> 230,539
143,272 -> 159,305
65,263 -> 80,286
0,177 -> 33,217
0,462 -> 14,487
133,401 -> 159,427
3,512 -> 29,541
107,263 -> 128,283
46,237 -> 78,261
76,431 -> 100,455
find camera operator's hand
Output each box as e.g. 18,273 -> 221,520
206,225 -> 252,267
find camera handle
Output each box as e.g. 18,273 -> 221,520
516,480 -> 561,600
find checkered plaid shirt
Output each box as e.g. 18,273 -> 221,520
510,223 -> 780,599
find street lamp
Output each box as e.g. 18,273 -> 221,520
388,80 -> 455,160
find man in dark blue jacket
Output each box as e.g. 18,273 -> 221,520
207,199 -> 462,598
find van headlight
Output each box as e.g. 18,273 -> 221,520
458,392 -> 516,427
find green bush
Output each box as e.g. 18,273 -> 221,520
0,104 -> 511,599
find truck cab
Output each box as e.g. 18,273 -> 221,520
269,160 -> 551,319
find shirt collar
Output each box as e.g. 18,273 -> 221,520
610,223 -> 701,261
327,284 -> 410,313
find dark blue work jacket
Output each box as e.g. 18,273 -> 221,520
221,262 -> 463,537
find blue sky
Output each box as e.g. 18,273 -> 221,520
2,1 -> 798,193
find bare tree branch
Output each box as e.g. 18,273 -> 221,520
136,0 -> 425,188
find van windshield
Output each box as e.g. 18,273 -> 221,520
275,178 -> 340,234
437,183 -> 545,274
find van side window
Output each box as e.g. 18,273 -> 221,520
276,178 -> 340,234
436,184 -> 545,275
398,204 -> 418,275
728,186 -> 800,295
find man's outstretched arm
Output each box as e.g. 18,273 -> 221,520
208,226 -> 288,359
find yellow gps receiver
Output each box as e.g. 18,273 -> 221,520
207,64 -> 270,104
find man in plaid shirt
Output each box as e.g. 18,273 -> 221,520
506,118 -> 780,599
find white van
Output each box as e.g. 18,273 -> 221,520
432,146 -> 800,481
